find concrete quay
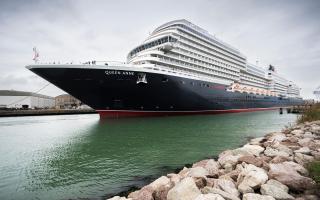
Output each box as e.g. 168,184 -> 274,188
0,109 -> 97,117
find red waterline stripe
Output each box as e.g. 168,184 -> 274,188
96,107 -> 281,118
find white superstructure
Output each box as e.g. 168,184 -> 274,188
126,19 -> 300,98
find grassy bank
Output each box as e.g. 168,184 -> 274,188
307,161 -> 320,196
308,161 -> 320,184
297,103 -> 320,123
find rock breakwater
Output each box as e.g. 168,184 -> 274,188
108,121 -> 320,200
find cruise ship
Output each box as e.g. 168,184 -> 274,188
27,19 -> 303,117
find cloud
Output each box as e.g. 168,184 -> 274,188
0,0 -> 319,98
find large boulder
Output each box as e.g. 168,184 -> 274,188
237,164 -> 268,194
154,184 -> 172,200
205,159 -> 220,177
273,144 -> 293,156
238,155 -> 263,167
268,162 -> 315,192
294,153 -> 314,166
195,194 -> 225,200
167,177 -> 201,200
268,133 -> 287,143
223,164 -> 244,181
213,178 -> 239,197
286,136 -> 299,143
310,125 -> 320,134
294,147 -> 311,155
260,155 -> 272,163
167,173 -> 181,186
309,140 -> 320,151
129,176 -> 172,200
193,177 -> 207,189
264,147 -> 290,158
223,163 -> 234,173
250,137 -> 265,145
242,193 -> 275,200
270,156 -> 291,164
298,138 -> 313,147
201,187 -> 240,200
188,167 -> 209,178
194,159 -> 220,177
311,151 -> 320,160
279,141 -> 301,151
206,178 -> 215,187
260,179 -> 294,200
178,167 -> 190,178
303,132 -> 315,138
149,176 -> 171,191
193,159 -> 210,168
218,150 -> 240,169
232,144 -> 265,157
128,186 -> 154,200
291,130 -> 304,136
283,161 -> 308,176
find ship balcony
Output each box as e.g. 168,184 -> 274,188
157,53 -> 239,78
178,33 -> 246,64
156,57 -> 233,85
128,55 -> 161,64
171,48 -> 239,74
177,41 -> 246,68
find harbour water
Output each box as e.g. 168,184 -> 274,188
0,111 -> 297,200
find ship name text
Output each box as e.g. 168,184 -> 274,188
105,70 -> 135,76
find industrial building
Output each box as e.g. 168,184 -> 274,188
55,94 -> 82,109
0,90 -> 55,109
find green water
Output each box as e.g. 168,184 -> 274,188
0,111 -> 297,200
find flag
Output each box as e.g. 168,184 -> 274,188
33,47 -> 39,62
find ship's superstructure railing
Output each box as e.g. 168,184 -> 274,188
30,60 -> 126,66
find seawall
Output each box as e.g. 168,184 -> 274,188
0,109 -> 97,117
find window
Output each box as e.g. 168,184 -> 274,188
129,36 -> 177,57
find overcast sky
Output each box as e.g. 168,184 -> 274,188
0,0 -> 319,98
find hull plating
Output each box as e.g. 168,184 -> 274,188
30,67 -> 303,117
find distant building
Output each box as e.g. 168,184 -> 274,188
0,90 -> 55,109
55,94 -> 82,109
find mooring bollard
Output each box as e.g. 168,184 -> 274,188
279,107 -> 283,114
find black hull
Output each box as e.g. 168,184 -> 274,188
30,67 -> 303,117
